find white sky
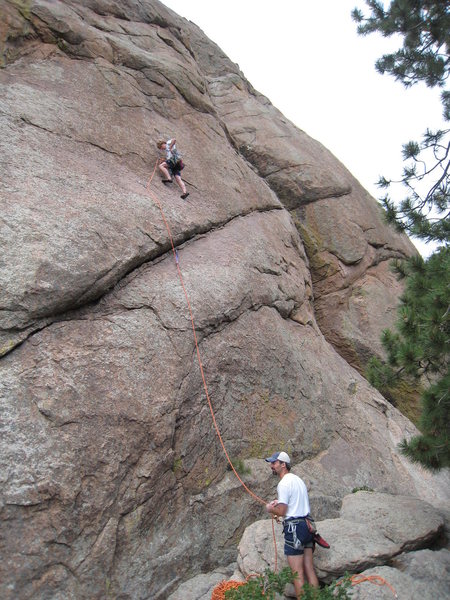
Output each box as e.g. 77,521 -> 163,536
161,0 -> 445,255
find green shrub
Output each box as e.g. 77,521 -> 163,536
227,459 -> 251,475
224,569 -> 353,600
301,576 -> 353,599
351,486 -> 374,493
224,567 -> 293,600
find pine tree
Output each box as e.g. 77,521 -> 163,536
367,248 -> 449,469
352,0 -> 449,242
353,1 -> 450,469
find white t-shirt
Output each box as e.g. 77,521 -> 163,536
165,139 -> 179,162
165,139 -> 174,161
277,472 -> 310,518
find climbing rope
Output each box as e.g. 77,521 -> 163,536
210,580 -> 246,600
146,162 -> 397,600
348,574 -> 398,597
146,159 -> 279,567
145,160 -> 267,505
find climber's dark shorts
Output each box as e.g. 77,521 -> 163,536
167,159 -> 184,178
283,518 -> 314,556
168,164 -> 181,177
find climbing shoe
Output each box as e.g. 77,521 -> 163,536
181,192 -> 189,199
162,179 -> 173,184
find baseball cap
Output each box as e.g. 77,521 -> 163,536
265,451 -> 291,464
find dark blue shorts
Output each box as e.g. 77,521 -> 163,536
167,159 -> 183,178
168,165 -> 181,177
283,518 -> 314,556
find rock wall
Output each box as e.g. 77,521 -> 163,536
1,1 -> 448,599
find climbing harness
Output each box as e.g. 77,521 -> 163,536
285,519 -> 305,551
282,516 -> 329,552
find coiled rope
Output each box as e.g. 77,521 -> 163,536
210,580 -> 246,600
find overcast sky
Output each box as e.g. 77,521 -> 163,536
161,0 -> 444,255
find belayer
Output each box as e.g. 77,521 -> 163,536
265,451 -> 328,598
156,138 -> 189,199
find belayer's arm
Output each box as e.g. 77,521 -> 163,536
266,501 -> 287,518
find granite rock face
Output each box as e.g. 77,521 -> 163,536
204,54 -> 414,372
1,1 -> 449,599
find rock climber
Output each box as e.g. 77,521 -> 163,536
156,138 -> 189,199
265,451 -> 319,598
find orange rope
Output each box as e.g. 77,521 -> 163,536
211,580 -> 246,600
145,160 -> 267,506
336,573 -> 398,597
211,574 -> 260,600
146,159 -> 278,567
349,574 -> 398,597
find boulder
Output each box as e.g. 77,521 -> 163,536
235,492 -> 445,584
316,491 -> 445,581
349,549 -> 450,600
167,564 -> 238,600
